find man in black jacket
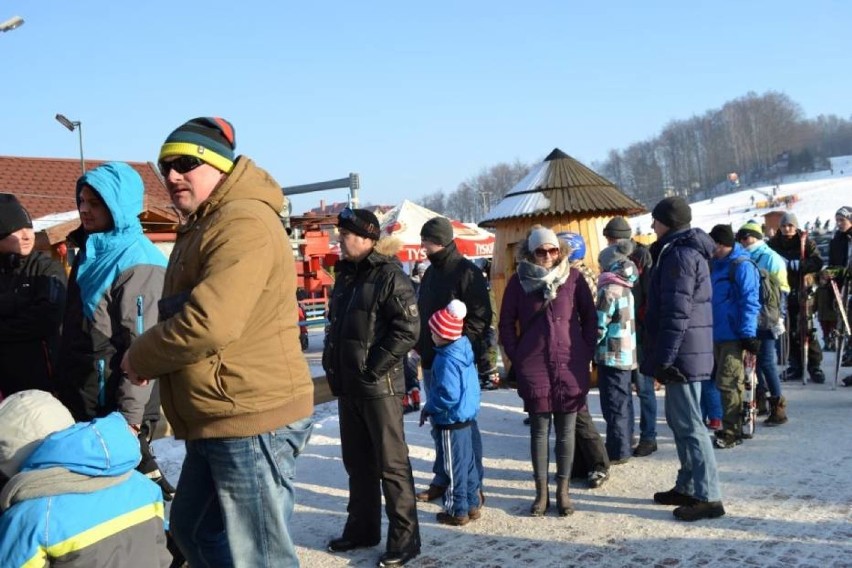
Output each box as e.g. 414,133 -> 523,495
322,207 -> 421,568
414,216 -> 493,503
0,194 -> 66,397
768,213 -> 825,383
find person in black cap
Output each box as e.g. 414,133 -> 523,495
643,196 -> 726,521
0,194 -> 66,398
414,215 -> 493,506
767,212 -> 825,382
817,206 -> 852,353
323,207 -> 422,567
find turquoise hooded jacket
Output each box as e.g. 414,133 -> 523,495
57,162 -> 168,424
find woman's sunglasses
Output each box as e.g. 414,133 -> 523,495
158,156 -> 204,177
534,247 -> 560,259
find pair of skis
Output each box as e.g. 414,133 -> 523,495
830,279 -> 850,390
742,351 -> 758,439
799,231 -> 810,385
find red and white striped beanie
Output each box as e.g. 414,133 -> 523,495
429,299 -> 467,341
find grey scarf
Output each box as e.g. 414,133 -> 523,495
517,258 -> 572,301
0,467 -> 132,512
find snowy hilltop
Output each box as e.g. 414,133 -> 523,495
630,156 -> 852,237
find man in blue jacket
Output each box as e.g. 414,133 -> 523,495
708,225 -> 760,449
641,197 -> 725,522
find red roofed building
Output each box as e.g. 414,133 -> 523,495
0,156 -> 179,252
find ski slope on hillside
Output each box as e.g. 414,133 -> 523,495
631,156 -> 852,235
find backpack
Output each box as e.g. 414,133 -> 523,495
728,257 -> 782,332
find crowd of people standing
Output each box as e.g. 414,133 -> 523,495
1,114 -> 850,566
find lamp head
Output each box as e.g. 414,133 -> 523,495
55,114 -> 79,131
0,16 -> 24,33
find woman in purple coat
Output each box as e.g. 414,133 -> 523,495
499,226 -> 597,517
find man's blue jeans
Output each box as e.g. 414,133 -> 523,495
664,381 -> 721,502
634,371 -> 658,442
700,377 -> 722,423
170,418 -> 314,568
756,331 -> 783,397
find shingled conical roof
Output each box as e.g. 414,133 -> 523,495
479,148 -> 646,227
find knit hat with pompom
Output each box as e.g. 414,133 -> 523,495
428,299 -> 467,341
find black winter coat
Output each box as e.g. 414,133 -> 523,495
323,249 -> 420,398
768,230 -> 823,291
416,242 -> 493,373
828,227 -> 851,269
0,251 -> 67,396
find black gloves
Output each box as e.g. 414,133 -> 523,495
740,338 -> 760,354
137,421 -> 177,501
655,365 -> 688,385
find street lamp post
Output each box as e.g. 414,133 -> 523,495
55,114 -> 85,176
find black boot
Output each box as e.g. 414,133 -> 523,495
556,477 -> 574,516
530,478 -> 549,517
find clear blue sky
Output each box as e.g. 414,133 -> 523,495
2,1 -> 850,215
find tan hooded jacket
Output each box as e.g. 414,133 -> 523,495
128,157 -> 313,440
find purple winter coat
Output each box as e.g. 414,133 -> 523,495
499,268 -> 597,413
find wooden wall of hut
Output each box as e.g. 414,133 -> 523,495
489,214 -> 612,321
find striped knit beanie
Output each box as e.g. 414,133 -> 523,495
836,206 -> 852,221
736,220 -> 763,241
159,117 -> 237,173
429,299 -> 467,341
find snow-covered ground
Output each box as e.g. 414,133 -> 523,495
153,349 -> 852,567
631,157 -> 852,237
150,163 -> 852,566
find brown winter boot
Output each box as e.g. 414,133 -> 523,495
556,477 -> 574,516
530,478 -> 549,517
765,396 -> 788,426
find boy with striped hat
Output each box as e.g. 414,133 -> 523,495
420,299 -> 482,527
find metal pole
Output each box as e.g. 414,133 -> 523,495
349,173 -> 360,209
76,122 -> 85,176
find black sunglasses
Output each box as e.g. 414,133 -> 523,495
158,156 -> 204,177
339,207 -> 377,235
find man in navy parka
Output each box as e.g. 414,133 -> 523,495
640,196 -> 725,522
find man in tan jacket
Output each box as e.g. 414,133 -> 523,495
122,117 -> 314,568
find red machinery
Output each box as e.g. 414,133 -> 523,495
290,216 -> 338,330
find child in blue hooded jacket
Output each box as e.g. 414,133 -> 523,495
419,299 -> 481,526
0,390 -> 171,567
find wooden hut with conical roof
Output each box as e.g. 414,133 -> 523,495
479,148 -> 646,312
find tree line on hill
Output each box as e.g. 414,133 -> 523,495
419,90 -> 852,222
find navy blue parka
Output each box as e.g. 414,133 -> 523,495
640,227 -> 715,382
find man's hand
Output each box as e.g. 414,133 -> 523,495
655,365 -> 688,385
120,352 -> 149,386
419,409 -> 428,427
